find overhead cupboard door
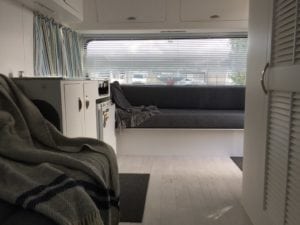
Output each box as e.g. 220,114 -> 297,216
64,0 -> 83,13
180,0 -> 248,22
96,0 -> 166,23
263,0 -> 300,224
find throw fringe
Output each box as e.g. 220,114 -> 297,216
77,212 -> 104,225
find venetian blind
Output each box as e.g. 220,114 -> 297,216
83,38 -> 248,85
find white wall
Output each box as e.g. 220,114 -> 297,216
0,0 -> 34,77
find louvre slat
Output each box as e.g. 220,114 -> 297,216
286,196 -> 300,209
273,34 -> 294,48
270,107 -> 291,117
272,91 -> 293,98
286,212 -> 300,225
293,116 -> 300,124
271,93 -> 291,100
271,101 -> 292,110
270,113 -> 290,122
292,105 -> 300,112
272,0 -> 297,66
266,173 -> 287,192
266,183 -> 286,206
266,167 -> 287,191
278,12 -> 297,26
287,197 -> 300,211
286,209 -> 300,223
275,14 -> 296,31
270,115 -> 290,127
269,141 -> 289,158
274,45 -> 294,55
274,26 -> 295,42
273,57 -> 293,65
284,93 -> 300,225
269,130 -> 289,146
275,27 -> 295,41
269,135 -> 289,148
267,158 -> 288,178
289,152 -> 300,165
264,90 -> 292,225
287,186 -> 300,199
271,96 -> 292,104
270,115 -> 290,126
276,0 -> 296,13
290,139 -> 300,149
277,2 -> 296,17
288,168 -> 300,182
287,176 -> 300,189
270,120 -> 290,132
286,216 -> 300,225
267,155 -> 288,176
274,39 -> 294,51
291,126 -> 300,135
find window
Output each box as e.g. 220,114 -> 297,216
84,37 -> 248,85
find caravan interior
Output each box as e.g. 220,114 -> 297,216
0,0 -> 299,225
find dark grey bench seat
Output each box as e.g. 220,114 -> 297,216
120,85 -> 245,129
137,109 -> 244,129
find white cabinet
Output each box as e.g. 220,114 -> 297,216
14,79 -> 100,139
15,0 -> 83,23
96,0 -> 166,23
180,0 -> 248,22
76,0 -> 249,32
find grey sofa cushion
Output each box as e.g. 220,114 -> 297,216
137,109 -> 244,129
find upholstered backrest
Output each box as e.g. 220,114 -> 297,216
121,85 -> 245,110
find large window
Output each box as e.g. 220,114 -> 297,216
84,37 -> 248,85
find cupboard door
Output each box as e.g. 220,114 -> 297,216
263,0 -> 300,224
83,81 -> 98,138
96,0 -> 166,23
180,0 -> 248,22
63,83 -> 85,138
242,0 -> 273,224
64,0 -> 83,13
244,0 -> 300,224
102,103 -> 116,152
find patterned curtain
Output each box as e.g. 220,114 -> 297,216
34,14 -> 83,78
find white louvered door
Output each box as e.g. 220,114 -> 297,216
263,0 -> 300,224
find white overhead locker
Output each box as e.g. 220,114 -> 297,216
180,0 -> 248,22
96,0 -> 166,23
15,0 -> 83,23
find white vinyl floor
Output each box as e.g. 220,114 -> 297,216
118,155 -> 253,225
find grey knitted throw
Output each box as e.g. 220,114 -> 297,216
0,74 -> 119,225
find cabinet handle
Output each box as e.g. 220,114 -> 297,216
261,62 -> 269,95
78,98 -> 82,111
85,96 -> 90,109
